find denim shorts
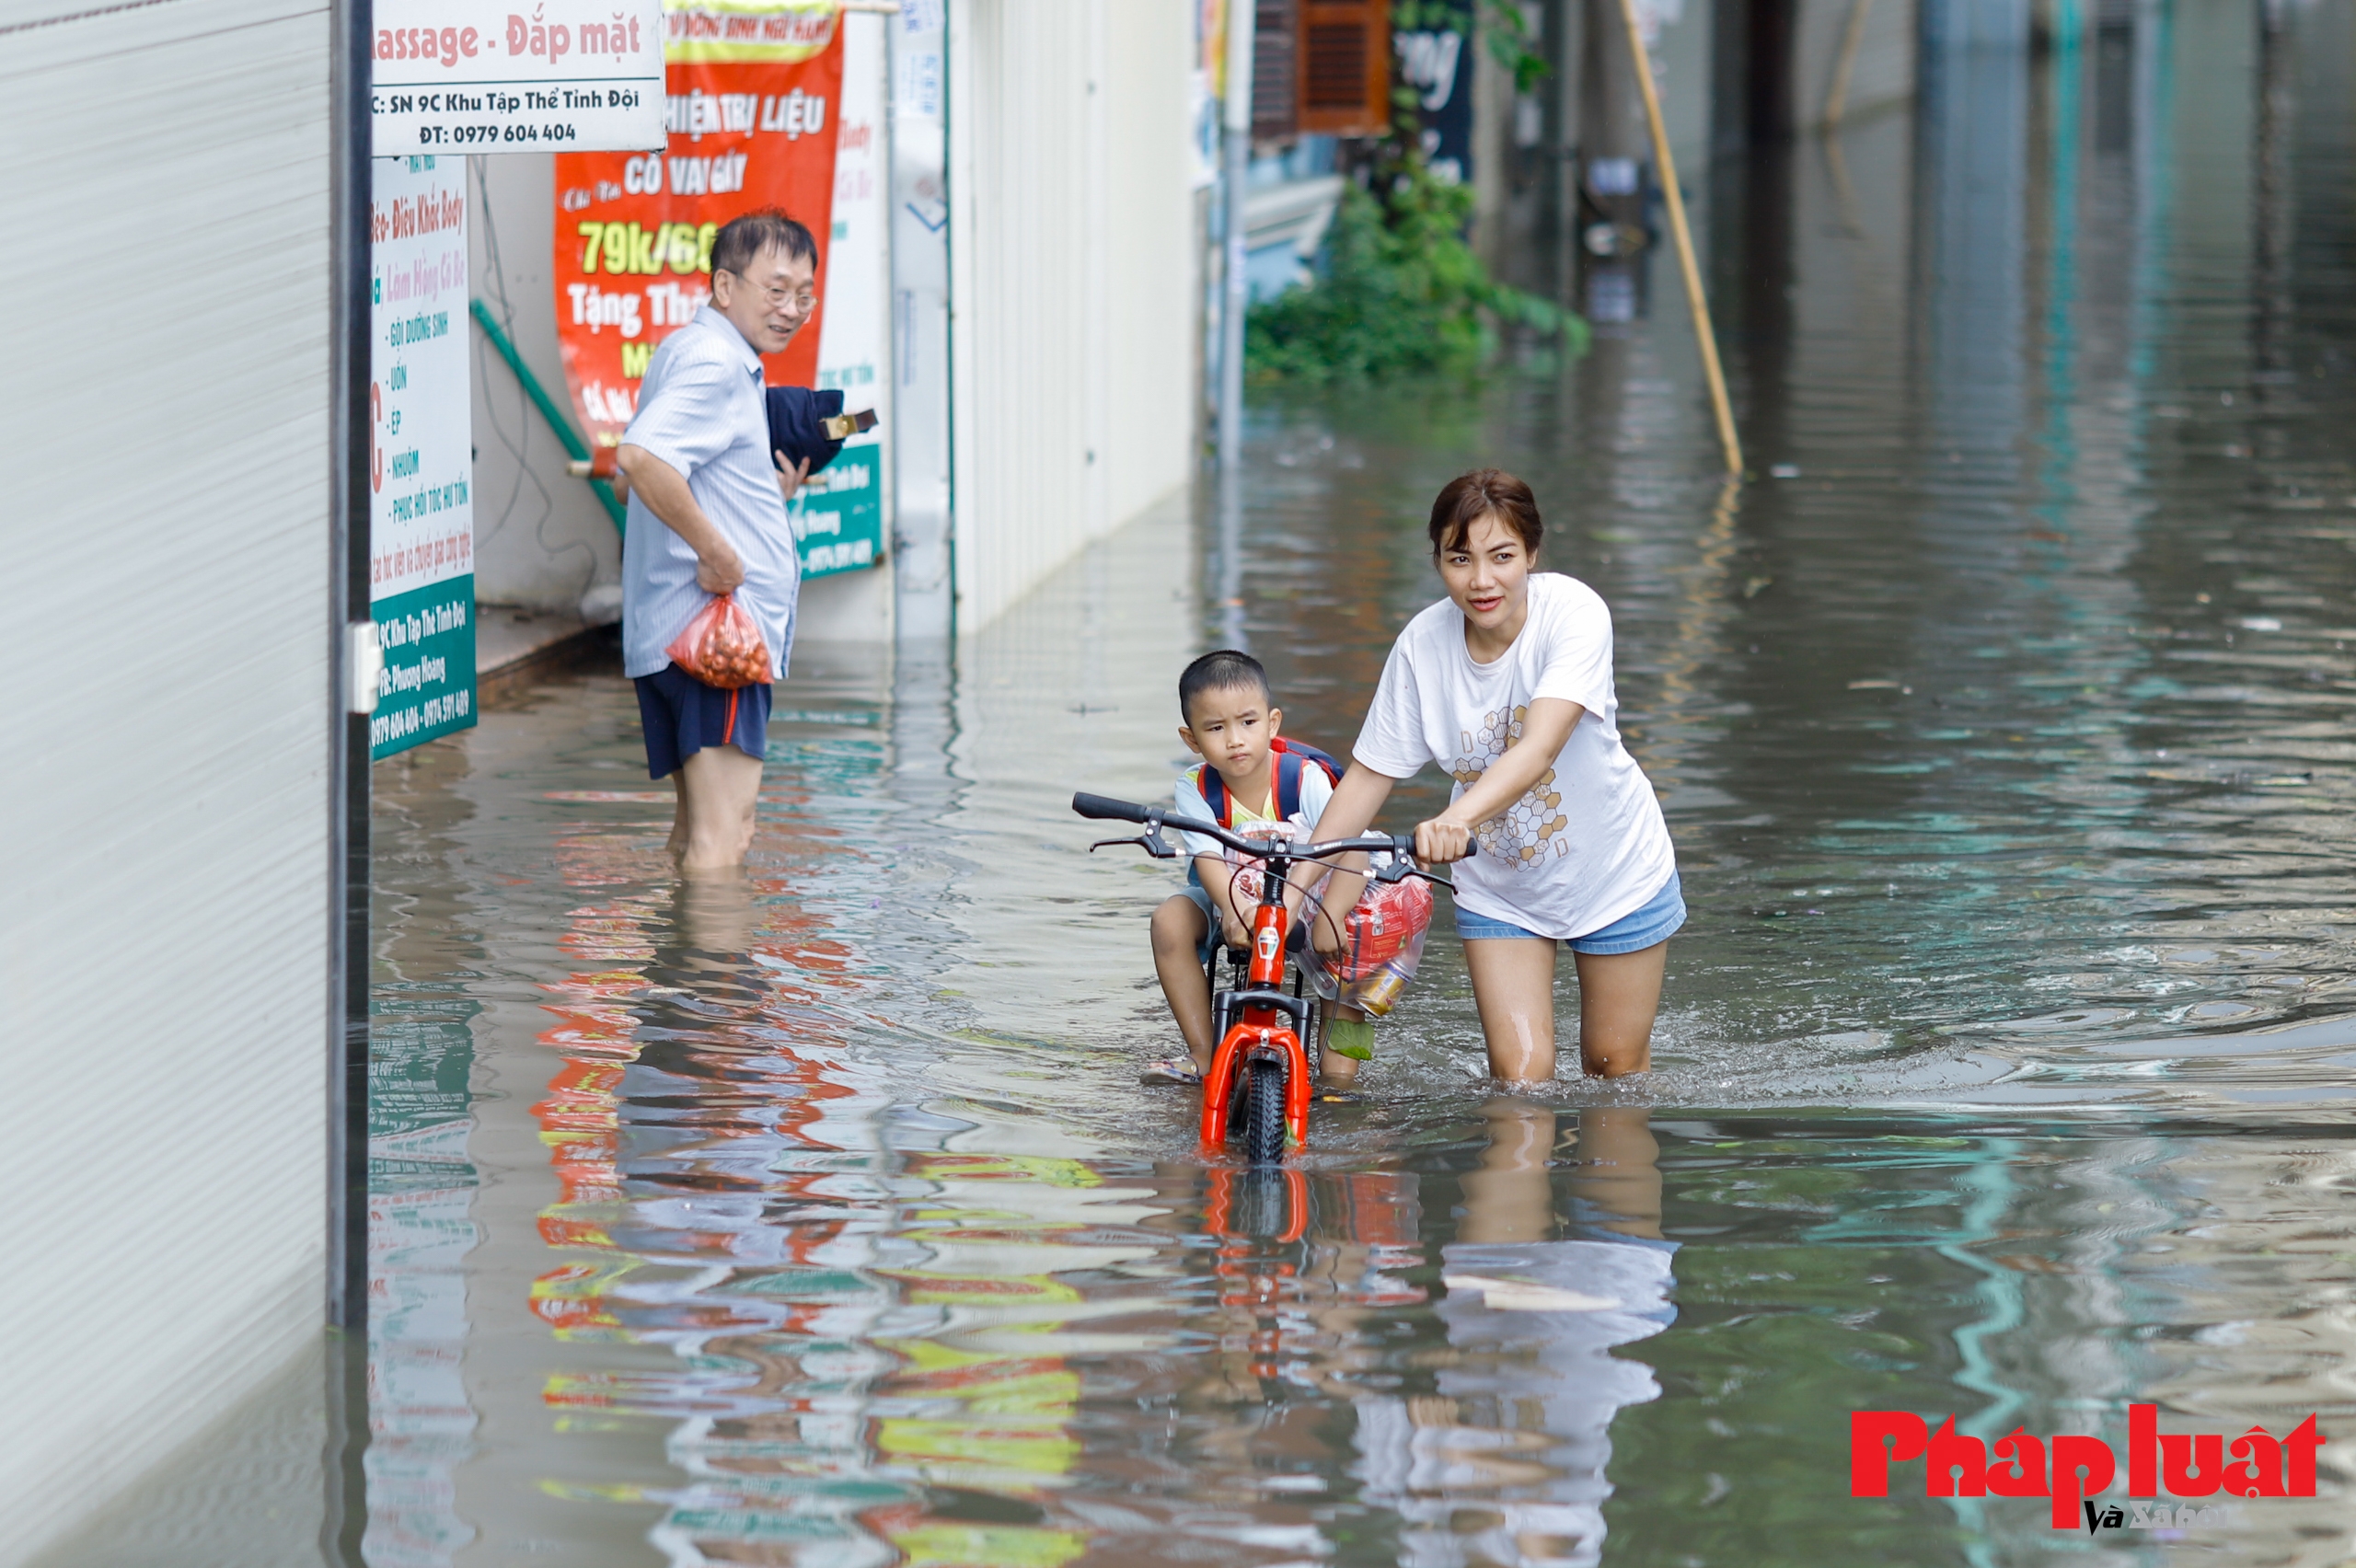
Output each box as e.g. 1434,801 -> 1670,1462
1179,867 -> 1307,965
1455,871 -> 1685,955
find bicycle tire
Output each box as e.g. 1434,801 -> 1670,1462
1232,1169 -> 1289,1238
1241,1056 -> 1288,1165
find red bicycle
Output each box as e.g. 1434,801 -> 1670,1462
1072,791 -> 1456,1165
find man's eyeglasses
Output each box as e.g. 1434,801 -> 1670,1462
719,270 -> 815,312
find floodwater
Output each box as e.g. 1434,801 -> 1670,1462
364,17 -> 2356,1568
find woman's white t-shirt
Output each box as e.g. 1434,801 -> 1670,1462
1351,572 -> 1675,940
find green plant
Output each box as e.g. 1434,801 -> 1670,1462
1393,0 -> 1550,95
1245,1 -> 1580,385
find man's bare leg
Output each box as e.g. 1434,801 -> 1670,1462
673,743 -> 763,869
666,781 -> 691,859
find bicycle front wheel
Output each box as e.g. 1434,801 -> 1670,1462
1241,1056 -> 1288,1165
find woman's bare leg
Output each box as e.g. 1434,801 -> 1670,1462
1458,1096 -> 1556,1241
1461,937 -> 1558,1084
1570,942 -> 1667,1078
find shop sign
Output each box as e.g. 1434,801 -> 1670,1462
791,8 -> 885,579
370,156 -> 477,761
372,0 -> 665,155
553,0 -> 886,579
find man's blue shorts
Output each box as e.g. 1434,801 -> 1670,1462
1454,871 -> 1686,954
634,663 -> 769,779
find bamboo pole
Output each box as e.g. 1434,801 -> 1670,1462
1612,0 -> 1743,477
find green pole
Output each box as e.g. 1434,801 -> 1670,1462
468,296 -> 627,533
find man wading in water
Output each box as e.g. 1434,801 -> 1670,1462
615,209 -> 816,868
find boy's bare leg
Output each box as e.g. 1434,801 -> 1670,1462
1571,942 -> 1666,1078
1461,937 -> 1559,1084
1150,894 -> 1217,1073
1319,1002 -> 1368,1088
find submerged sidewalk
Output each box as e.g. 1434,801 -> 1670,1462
473,605 -> 618,707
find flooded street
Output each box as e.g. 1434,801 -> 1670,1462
367,17 -> 2356,1566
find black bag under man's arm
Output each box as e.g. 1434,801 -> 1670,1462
765,386 -> 879,478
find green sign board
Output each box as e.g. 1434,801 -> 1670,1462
370,154 -> 476,761
370,575 -> 478,759
791,432 -> 884,578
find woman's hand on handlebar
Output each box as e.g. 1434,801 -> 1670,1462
1415,814 -> 1478,865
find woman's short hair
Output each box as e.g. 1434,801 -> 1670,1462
1428,468 -> 1543,557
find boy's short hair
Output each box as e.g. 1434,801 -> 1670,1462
1178,649 -> 1272,723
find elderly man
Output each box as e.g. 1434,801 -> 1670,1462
616,209 -> 818,869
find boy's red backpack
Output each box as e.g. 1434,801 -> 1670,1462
1191,737 -> 1344,826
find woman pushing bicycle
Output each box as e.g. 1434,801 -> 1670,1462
1309,469 -> 1684,1084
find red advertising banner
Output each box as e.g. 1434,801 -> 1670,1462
551,0 -> 843,445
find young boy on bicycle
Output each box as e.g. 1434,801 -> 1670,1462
1142,650 -> 1376,1089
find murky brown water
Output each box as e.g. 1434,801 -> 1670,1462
365,15 -> 2356,1566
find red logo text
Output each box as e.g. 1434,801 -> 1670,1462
1851,1407 -> 2326,1530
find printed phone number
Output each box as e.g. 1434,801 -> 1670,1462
413,121 -> 580,145
371,688 -> 472,749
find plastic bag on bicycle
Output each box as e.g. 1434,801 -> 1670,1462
1204,828 -> 1300,908
1304,875 -> 1434,1018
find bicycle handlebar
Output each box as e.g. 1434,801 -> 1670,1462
1072,791 -> 1151,824
1069,791 -> 1472,869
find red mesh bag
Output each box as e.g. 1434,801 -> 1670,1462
665,593 -> 769,688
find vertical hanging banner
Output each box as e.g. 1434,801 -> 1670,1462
370,0 -> 666,154
796,7 -> 887,577
371,155 -> 477,761
552,0 -> 887,580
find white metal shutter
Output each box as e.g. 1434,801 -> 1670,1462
0,0 -> 336,1553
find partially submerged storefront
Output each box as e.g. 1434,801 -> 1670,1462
456,0 -> 1201,686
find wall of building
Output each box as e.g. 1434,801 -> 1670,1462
468,155 -> 627,624
947,0 -> 1200,633
0,0 -> 337,1555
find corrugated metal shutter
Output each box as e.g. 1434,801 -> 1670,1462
948,0 -> 1197,632
1297,0 -> 1391,136
0,0 -> 335,1551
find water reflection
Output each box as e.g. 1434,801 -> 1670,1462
1366,1104 -> 1672,1568
354,10 -> 2356,1563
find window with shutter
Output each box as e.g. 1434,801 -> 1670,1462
1297,0 -> 1390,136
1253,0 -> 1299,142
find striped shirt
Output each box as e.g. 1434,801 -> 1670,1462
618,305 -> 799,681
